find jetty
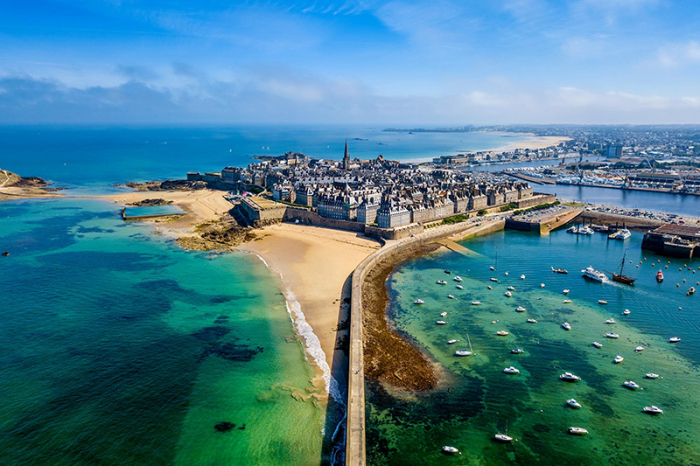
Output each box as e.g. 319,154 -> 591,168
642,224 -> 700,258
121,207 -> 185,222
505,206 -> 583,235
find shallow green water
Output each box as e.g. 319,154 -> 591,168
0,199 -> 325,465
367,229 -> 700,465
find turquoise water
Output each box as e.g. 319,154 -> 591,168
367,229 -> 700,464
0,198 -> 325,464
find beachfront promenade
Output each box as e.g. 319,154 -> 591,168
346,217 -> 506,465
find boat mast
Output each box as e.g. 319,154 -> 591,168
467,333 -> 473,354
619,249 -> 627,275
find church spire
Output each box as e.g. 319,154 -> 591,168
343,139 -> 350,170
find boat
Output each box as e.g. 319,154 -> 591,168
562,322 -> 571,330
592,341 -> 603,348
616,229 -> 631,240
444,270 -> 451,274
578,226 -> 594,235
560,372 -> 581,382
520,274 -> 525,280
487,285 -> 492,290
413,299 -> 425,305
447,339 -> 458,344
635,346 -> 645,352
436,280 -> 447,285
669,337 -> 681,343
623,309 -> 631,315
605,332 -> 619,339
453,276 -> 463,282
582,266 -> 606,282
566,226 -> 578,234
605,318 -> 616,324
456,285 -> 463,290
645,373 -> 660,379
568,427 -> 589,435
440,312 -> 447,317
455,334 -> 474,357
656,271 -> 664,282
504,291 -> 512,298
515,306 -> 526,312
503,366 -> 520,374
442,446 -> 460,455
598,300 -> 608,305
447,294 -> 455,299
490,266 -> 495,271
436,320 -> 447,325
552,267 -> 569,274
527,318 -> 537,324
1,251 -> 9,256
689,287 -> 696,295
505,271 -> 509,276
623,380 -> 640,390
507,286 -> 516,291
563,289 -> 570,295
567,399 -> 582,409
643,405 -> 663,415
608,230 -> 620,240
612,249 -> 636,286
494,433 -> 513,443
614,355 -> 624,364
471,301 -> 482,306
540,283 -> 545,288
496,330 -> 509,336
490,277 -> 499,282
511,348 -> 524,354
563,299 -> 572,304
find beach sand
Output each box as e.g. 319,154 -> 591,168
502,135 -> 572,151
238,224 -> 380,396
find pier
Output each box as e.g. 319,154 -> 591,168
505,206 -> 583,235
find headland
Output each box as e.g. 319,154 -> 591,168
0,169 -> 63,200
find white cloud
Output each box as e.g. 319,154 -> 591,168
656,40 -> 700,68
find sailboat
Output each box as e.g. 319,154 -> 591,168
494,420 -> 513,443
612,249 -> 636,286
454,333 -> 474,357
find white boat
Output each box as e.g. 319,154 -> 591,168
515,306 -> 526,312
643,405 -> 663,415
503,366 -> 520,374
562,322 -> 571,330
507,286 -> 516,291
496,330 -> 509,336
436,320 -> 447,325
540,283 -> 545,288
598,300 -> 608,305
592,341 -> 603,348
614,355 -> 624,364
505,271 -> 509,276
645,373 -> 660,379
616,229 -> 632,240
487,285 -> 492,290
669,337 -> 681,343
568,427 -> 589,435
623,380 -> 640,390
635,346 -> 645,352
623,309 -> 631,315
504,291 -> 512,298
605,318 -> 616,324
605,332 -> 619,339
494,433 -> 513,443
578,226 -> 594,235
456,285 -> 463,290
563,299 -> 572,304
440,312 -> 447,317
511,348 -> 524,354
608,230 -> 620,239
447,294 -> 455,299
447,339 -> 458,344
437,280 -> 447,285
567,399 -> 582,409
563,289 -> 570,295
567,226 -> 578,234
453,276 -> 463,282
560,372 -> 581,382
454,350 -> 473,357
582,266 -> 606,282
414,299 -> 425,305
526,318 -> 537,324
520,274 -> 525,280
471,301 -> 482,306
490,266 -> 495,271
442,445 -> 460,455
490,277 -> 499,282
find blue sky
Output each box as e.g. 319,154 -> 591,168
1,0 -> 699,124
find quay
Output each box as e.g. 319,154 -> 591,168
505,206 -> 583,235
642,224 -> 700,258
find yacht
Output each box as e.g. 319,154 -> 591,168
504,291 -> 512,298
614,355 -> 624,364
507,286 -> 516,291
598,300 -> 608,305
616,229 -> 631,240
494,433 -> 513,443
471,301 -> 482,306
490,266 -> 495,271
605,318 -> 616,324
563,289 -> 570,295
567,226 -> 578,234
490,277 -> 499,282
454,350 -> 473,357
605,332 -> 619,339
645,373 -> 660,379
636,346 -> 645,352
447,294 -> 455,299
456,284 -> 463,290
413,299 -> 425,305
567,399 -> 582,409
496,330 -> 509,336
592,341 -> 603,348
568,427 -> 589,435
440,312 -> 447,317
453,276 -> 463,282
487,285 -> 492,290
578,226 -> 594,235
623,380 -> 640,390
562,322 -> 571,331
442,446 -> 460,455
669,337 -> 681,343
511,348 -> 524,354
436,280 -> 447,285
520,274 -> 525,280
563,299 -> 572,304
643,405 -> 663,415
436,320 -> 447,325
560,372 -> 581,382
447,339 -> 458,344
623,309 -> 631,315
503,366 -> 520,374
515,306 -> 526,312
582,266 -> 606,282
527,318 -> 537,324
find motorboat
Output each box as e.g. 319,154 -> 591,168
453,276 -> 463,282
447,294 -> 455,299
645,373 -> 660,379
496,330 -> 509,336
414,299 -> 425,305
616,229 -> 632,240
487,286 -> 492,290
688,287 -> 696,295
605,332 -> 619,339
456,285 -> 463,290
608,230 -> 620,240
643,405 -> 663,415
440,312 -> 447,317
578,226 -> 594,235
614,355 -> 624,364
562,322 -> 571,331
507,286 -> 516,291
568,427 -> 589,435
567,399 -> 582,409
623,309 -> 631,315
563,289 -> 570,295
669,337 -> 681,343
566,226 -> 578,234
520,274 -> 525,280
505,272 -> 509,276
444,270 -> 451,275
515,306 -> 526,312
442,446 -> 460,455
623,380 -> 640,390
563,299 -> 572,304
447,339 -> 458,344
436,320 -> 447,325
527,318 -> 537,324
598,300 -> 608,305
437,280 -> 447,285
503,366 -> 520,374
511,348 -> 524,354
471,301 -> 482,306
490,266 -> 495,271
540,283 -> 545,288
494,433 -> 513,443
552,267 -> 569,274
560,372 -> 581,382
656,271 -> 664,282
636,346 -> 645,352
504,291 -> 512,298
605,318 -> 616,324
592,341 -> 603,348
490,277 -> 499,282
582,266 -> 606,282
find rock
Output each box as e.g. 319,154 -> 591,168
215,422 -> 236,432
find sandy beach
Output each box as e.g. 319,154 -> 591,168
500,134 -> 572,151
238,224 -> 380,396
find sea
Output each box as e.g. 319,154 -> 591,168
0,125 -> 532,465
367,229 -> 700,465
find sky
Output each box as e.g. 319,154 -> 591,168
1,0 -> 700,125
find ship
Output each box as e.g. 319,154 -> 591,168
581,266 -> 606,282
611,249 -> 636,286
656,270 -> 664,282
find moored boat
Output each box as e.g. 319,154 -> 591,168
515,306 -> 526,312
560,372 -> 581,382
598,300 -> 608,305
447,339 -> 458,344
636,346 -> 645,352
504,291 -> 512,298
567,399 -> 582,409
614,355 -> 624,364
623,380 -> 640,390
456,284 -> 463,290
496,330 -> 509,336
503,366 -> 520,374
442,446 -> 460,455
511,348 -> 524,354
414,299 -> 425,305
453,276 -> 463,282
656,271 -> 664,282
669,336 -> 681,343
440,312 -> 447,317
494,433 -> 513,443
605,318 -> 616,324
520,274 -> 525,280
454,350 -> 473,357
436,280 -> 447,285
447,294 -> 455,299
623,309 -> 631,315
563,289 -> 570,295
562,322 -> 571,330
568,427 -> 589,435
688,287 -> 696,295
645,372 -> 660,379
582,266 -> 606,282
490,277 -> 499,282
526,318 -> 537,324
552,267 -> 569,274
507,286 -> 516,291
436,320 -> 447,325
605,332 -> 619,339
472,301 -> 482,306
643,405 -> 663,415
592,341 -> 602,348
563,299 -> 572,304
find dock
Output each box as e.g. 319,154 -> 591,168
505,206 -> 583,235
435,239 -> 483,258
